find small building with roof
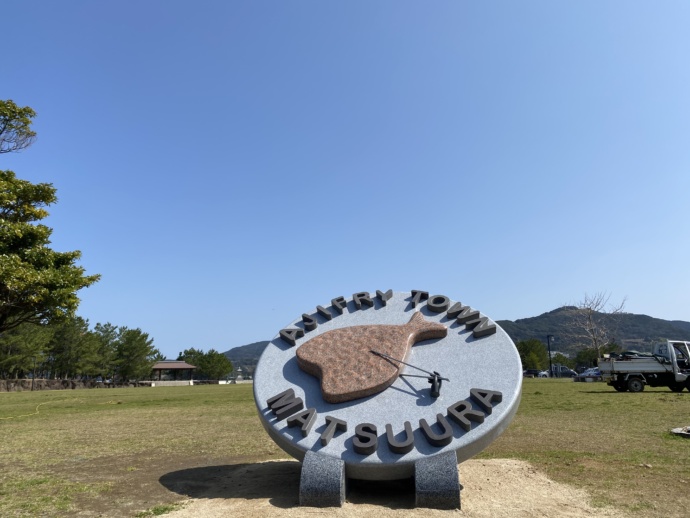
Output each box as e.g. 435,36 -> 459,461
151,360 -> 196,382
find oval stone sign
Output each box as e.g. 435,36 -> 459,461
253,290 -> 522,482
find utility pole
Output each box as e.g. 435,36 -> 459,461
547,335 -> 554,378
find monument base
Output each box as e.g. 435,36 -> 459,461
299,450 -> 462,509
299,450 -> 346,507
415,451 -> 462,509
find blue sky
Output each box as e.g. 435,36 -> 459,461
3,1 -> 689,359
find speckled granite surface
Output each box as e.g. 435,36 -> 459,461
296,312 -> 447,403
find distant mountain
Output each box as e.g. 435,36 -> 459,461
671,320 -> 690,333
497,307 -> 690,354
224,309 -> 690,368
223,340 -> 269,375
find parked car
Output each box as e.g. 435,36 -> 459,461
574,368 -> 603,382
523,369 -> 542,378
551,365 -> 578,378
538,370 -> 549,378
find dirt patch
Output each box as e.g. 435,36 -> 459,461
65,454 -> 259,517
57,452 -> 625,517
17,444 -> 626,517
156,459 -> 625,518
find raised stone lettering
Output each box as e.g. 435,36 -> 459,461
353,423 -> 378,455
410,290 -> 429,308
353,292 -> 374,310
419,414 -> 454,447
464,317 -> 482,330
320,416 -> 347,446
302,313 -> 318,332
385,421 -> 414,454
331,296 -> 347,315
316,305 -> 333,321
456,307 -> 480,325
472,317 -> 496,338
470,388 -> 503,414
266,389 -> 304,420
446,302 -> 465,319
447,400 -> 485,431
375,289 -> 393,306
279,328 -> 304,347
427,295 -> 450,313
287,408 -> 317,437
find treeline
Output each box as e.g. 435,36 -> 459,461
516,338 -> 622,371
177,348 -> 233,380
0,316 -> 161,381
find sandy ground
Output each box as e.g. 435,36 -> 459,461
161,459 -> 625,518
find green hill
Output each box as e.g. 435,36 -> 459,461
223,308 -> 690,367
497,307 -> 690,354
223,340 -> 269,376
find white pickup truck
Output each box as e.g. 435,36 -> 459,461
598,340 -> 690,393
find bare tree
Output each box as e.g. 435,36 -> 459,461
570,292 -> 626,357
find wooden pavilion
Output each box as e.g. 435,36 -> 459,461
151,360 -> 197,381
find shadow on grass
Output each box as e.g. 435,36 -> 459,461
160,461 -> 301,509
159,460 -> 416,509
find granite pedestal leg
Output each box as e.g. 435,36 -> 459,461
414,451 -> 461,509
299,451 -> 346,507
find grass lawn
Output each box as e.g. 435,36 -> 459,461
483,379 -> 690,516
1,380 -> 689,516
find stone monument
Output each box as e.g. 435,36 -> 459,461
253,290 -> 522,509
